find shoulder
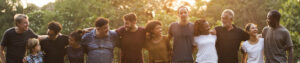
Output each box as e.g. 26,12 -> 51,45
214,26 -> 223,31
3,27 -> 15,34
242,41 -> 249,47
169,22 -> 179,27
59,34 -> 69,39
82,30 -> 95,39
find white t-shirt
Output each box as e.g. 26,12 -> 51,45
242,38 -> 264,63
194,34 -> 218,63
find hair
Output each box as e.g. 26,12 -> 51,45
27,38 -> 39,54
14,14 -> 28,26
245,23 -> 257,32
48,21 -> 62,34
194,19 -> 207,36
123,13 -> 137,22
268,10 -> 281,22
70,30 -> 86,43
177,6 -> 189,14
145,20 -> 162,40
222,9 -> 235,18
95,17 -> 109,27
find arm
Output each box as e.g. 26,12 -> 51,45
287,47 -> 293,63
242,53 -> 247,63
0,46 -> 5,63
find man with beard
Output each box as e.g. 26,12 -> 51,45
116,13 -> 146,63
40,21 -> 68,63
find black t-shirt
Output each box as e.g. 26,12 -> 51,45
66,46 -> 84,63
40,35 -> 68,63
215,25 -> 249,63
1,27 -> 38,63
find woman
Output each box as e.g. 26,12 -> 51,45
145,20 -> 171,63
241,23 -> 264,63
193,19 -> 218,63
66,30 -> 86,63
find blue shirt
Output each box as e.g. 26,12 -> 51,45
26,52 -> 43,63
81,30 -> 118,63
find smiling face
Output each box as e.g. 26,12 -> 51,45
152,25 -> 162,35
202,21 -> 210,33
16,18 -> 29,31
124,20 -> 136,31
247,24 -> 258,37
96,24 -> 109,37
221,12 -> 233,27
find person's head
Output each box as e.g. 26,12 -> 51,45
95,17 -> 109,37
145,20 -> 162,39
69,30 -> 86,47
27,38 -> 40,54
14,14 -> 29,32
194,19 -> 210,36
267,10 -> 281,28
123,13 -> 137,30
47,21 -> 62,39
245,23 -> 258,37
177,6 -> 189,22
221,9 -> 234,27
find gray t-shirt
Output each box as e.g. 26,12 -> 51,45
262,26 -> 293,63
168,22 -> 194,62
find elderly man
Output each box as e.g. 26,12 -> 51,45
215,9 -> 249,63
0,14 -> 38,63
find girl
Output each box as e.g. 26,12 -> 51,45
24,38 -> 43,63
66,30 -> 86,63
242,23 -> 264,63
193,19 -> 218,63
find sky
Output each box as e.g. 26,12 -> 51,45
21,0 -> 55,8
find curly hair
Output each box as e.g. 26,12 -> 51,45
145,20 -> 162,40
48,21 -> 62,34
194,19 -> 207,36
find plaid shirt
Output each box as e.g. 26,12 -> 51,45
26,52 -> 43,63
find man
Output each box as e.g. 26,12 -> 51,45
168,6 -> 194,63
262,10 -> 293,63
81,17 -> 118,63
40,21 -> 68,63
0,14 -> 38,63
215,9 -> 249,63
116,13 -> 146,63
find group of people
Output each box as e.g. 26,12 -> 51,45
0,6 -> 294,63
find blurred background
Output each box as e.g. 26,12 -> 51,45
0,0 -> 299,63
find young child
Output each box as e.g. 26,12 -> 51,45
24,38 -> 43,63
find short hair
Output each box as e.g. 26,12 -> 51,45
221,9 -> 234,18
245,23 -> 257,32
14,14 -> 28,26
145,20 -> 162,40
177,6 -> 189,14
123,13 -> 137,22
94,17 -> 109,27
27,38 -> 39,53
70,30 -> 86,43
194,19 -> 207,36
48,21 -> 62,34
268,10 -> 281,22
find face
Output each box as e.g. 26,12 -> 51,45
221,13 -> 233,27
124,21 -> 136,30
178,8 -> 189,21
47,29 -> 58,39
68,37 -> 79,47
152,25 -> 162,35
201,22 -> 210,32
266,12 -> 276,28
247,24 -> 258,37
96,24 -> 109,37
16,18 -> 29,31
33,43 -> 41,52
